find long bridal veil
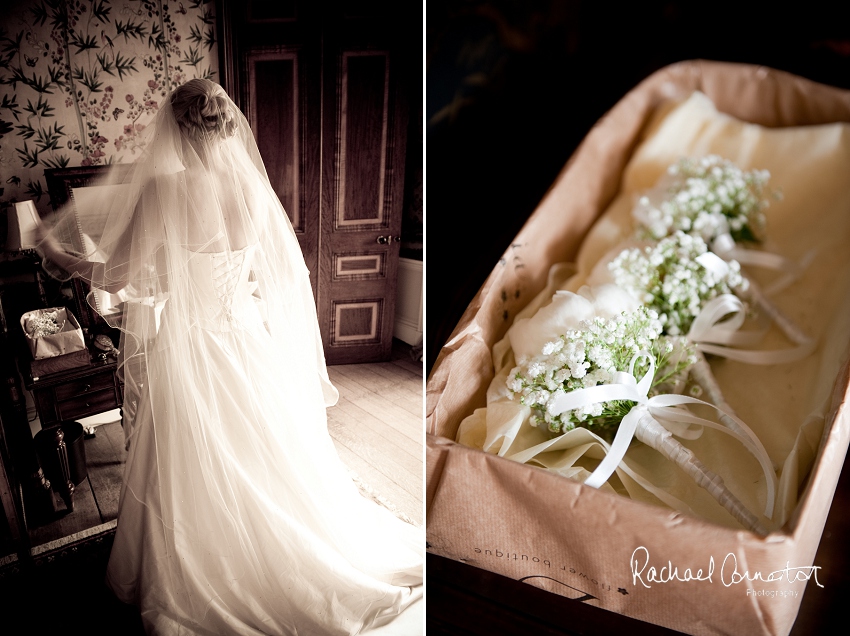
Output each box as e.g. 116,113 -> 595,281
46,82 -> 339,446
42,80 -> 422,634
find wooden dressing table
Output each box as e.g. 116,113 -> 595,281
25,356 -> 122,430
0,165 -> 127,550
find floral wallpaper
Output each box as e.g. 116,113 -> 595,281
0,0 -> 218,216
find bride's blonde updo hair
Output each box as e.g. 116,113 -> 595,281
170,78 -> 238,140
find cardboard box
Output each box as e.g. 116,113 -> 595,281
21,307 -> 86,360
426,61 -> 850,636
29,348 -> 91,379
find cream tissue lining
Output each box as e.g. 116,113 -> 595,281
456,92 -> 850,532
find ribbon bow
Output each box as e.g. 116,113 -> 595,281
543,352 -> 777,519
711,232 -> 813,296
686,251 -> 815,364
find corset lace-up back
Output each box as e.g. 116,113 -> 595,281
184,244 -> 259,332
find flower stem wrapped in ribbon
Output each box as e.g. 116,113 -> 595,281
507,304 -> 777,534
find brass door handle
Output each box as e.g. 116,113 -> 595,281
376,235 -> 402,244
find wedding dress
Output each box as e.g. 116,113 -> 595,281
106,243 -> 421,634
42,81 -> 422,634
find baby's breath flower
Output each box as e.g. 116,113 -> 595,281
609,232 -> 745,336
634,155 -> 774,244
506,306 -> 693,437
27,311 -> 64,338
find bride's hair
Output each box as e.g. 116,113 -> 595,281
170,78 -> 238,140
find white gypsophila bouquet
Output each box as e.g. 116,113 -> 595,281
608,231 -> 747,336
633,155 -> 774,243
504,301 -> 774,534
506,306 -> 694,438
27,310 -> 64,338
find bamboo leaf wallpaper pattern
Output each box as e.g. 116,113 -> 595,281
0,0 -> 219,215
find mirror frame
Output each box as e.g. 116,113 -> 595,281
43,166 -> 130,335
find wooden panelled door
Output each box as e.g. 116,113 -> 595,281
218,0 -> 412,364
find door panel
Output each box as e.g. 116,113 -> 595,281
245,42 -> 321,294
252,57 -> 300,229
332,300 -> 382,344
221,0 -> 409,363
339,53 -> 389,226
334,252 -> 386,279
320,41 -> 406,363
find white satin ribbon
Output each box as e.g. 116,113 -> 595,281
686,259 -> 815,364
695,250 -> 731,279
711,232 -> 814,296
542,352 -> 776,519
688,294 -> 749,344
508,434 -> 703,517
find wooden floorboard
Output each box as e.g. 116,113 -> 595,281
28,475 -> 102,547
364,360 -> 422,391
343,391 -> 421,435
328,369 -> 421,435
326,343 -> 424,528
21,343 -> 424,547
327,412 -> 421,499
332,441 -> 422,527
329,364 -> 422,417
86,422 -> 126,522
330,385 -> 422,444
333,396 -> 421,460
365,364 -> 423,415
389,355 -> 422,377
327,405 -> 421,475
26,422 -> 126,547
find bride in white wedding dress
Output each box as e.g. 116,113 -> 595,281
36,79 -> 422,635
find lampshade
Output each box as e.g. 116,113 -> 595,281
5,200 -> 40,251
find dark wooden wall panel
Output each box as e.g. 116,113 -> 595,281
339,305 -> 374,337
225,1 -> 414,363
340,53 -> 388,225
253,58 -> 300,230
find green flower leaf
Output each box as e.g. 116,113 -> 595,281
188,24 -> 203,45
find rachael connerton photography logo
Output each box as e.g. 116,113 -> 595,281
629,546 -> 824,591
